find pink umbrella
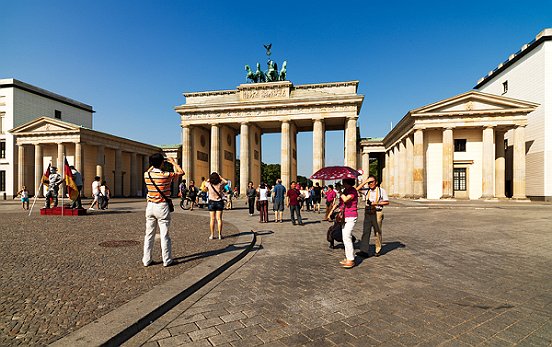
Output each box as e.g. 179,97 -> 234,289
310,166 -> 360,180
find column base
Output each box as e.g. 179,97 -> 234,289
480,194 -> 495,200
440,194 -> 454,199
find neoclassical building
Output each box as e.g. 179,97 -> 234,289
10,117 -> 160,197
1,79 -> 160,198
175,81 -> 364,196
369,91 -> 538,200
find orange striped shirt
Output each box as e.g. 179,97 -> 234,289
144,169 -> 180,203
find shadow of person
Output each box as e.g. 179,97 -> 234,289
378,241 -> 406,256
173,242 -> 252,264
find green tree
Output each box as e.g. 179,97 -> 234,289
261,162 -> 281,186
297,175 -> 313,187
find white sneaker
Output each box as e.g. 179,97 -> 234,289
88,207 -> 95,210
209,235 -> 214,240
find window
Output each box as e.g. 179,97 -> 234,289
502,81 -> 508,94
0,170 -> 5,191
454,139 -> 466,152
453,168 -> 467,191
0,114 -> 4,133
55,110 -> 62,119
0,140 -> 6,159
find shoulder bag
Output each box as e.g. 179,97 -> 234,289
148,172 -> 174,212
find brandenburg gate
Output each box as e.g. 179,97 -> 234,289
175,80 -> 364,196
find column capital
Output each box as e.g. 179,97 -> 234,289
484,124 -> 496,129
443,126 -> 455,131
346,115 -> 359,120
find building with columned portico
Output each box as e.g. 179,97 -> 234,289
1,79 -> 160,198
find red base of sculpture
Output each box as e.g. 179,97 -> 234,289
40,207 -> 87,216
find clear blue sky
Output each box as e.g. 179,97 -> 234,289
1,0 -> 550,176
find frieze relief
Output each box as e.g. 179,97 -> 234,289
241,87 -> 288,100
182,104 -> 357,120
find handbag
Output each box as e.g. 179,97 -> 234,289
148,172 -> 174,213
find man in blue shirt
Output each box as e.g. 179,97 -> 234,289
272,178 -> 286,223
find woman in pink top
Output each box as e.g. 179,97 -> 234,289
339,178 -> 359,268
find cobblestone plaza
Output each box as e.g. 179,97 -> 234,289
1,199 -> 551,346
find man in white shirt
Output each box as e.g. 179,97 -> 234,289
88,176 -> 101,210
356,175 -> 389,257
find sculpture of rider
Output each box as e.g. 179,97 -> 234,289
44,167 -> 63,208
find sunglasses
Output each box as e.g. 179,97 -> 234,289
367,181 -> 376,184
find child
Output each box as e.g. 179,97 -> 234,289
15,186 -> 30,210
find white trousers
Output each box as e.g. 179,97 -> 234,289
143,201 -> 172,266
342,217 -> 358,261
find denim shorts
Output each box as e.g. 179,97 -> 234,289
208,200 -> 225,211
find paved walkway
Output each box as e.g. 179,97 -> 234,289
127,200 -> 552,346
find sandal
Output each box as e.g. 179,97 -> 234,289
342,260 -> 355,269
339,259 -> 348,265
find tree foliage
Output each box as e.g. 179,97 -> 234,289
261,162 -> 280,186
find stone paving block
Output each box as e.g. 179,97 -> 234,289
204,308 -> 232,320
179,340 -> 214,347
220,311 -> 247,323
168,322 -> 199,336
301,337 -> 337,347
195,316 -> 225,329
157,333 -> 193,347
254,328 -> 289,343
215,320 -> 246,334
229,335 -> 264,347
302,326 -> 332,340
325,331 -> 359,345
455,331 -> 488,345
150,328 -> 172,341
277,332 -> 311,346
208,331 -> 240,346
167,313 -> 206,327
188,326 -> 220,341
234,324 -> 266,339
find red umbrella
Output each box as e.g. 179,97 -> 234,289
310,166 -> 360,180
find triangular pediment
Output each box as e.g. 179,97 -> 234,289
411,91 -> 539,116
9,117 -> 81,134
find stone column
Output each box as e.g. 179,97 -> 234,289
512,125 -> 526,199
210,124 -> 220,173
18,145 -> 25,191
34,144 -> 43,197
394,145 -> 400,196
382,151 -> 389,189
405,135 -> 414,198
130,152 -> 137,197
240,122 -> 250,197
441,127 -> 454,199
182,125 -> 192,182
313,119 -> 325,184
495,131 -> 506,199
361,150 -> 370,181
413,129 -> 425,198
481,126 -> 495,199
114,149 -> 122,197
75,142 -> 82,174
344,117 -> 358,168
388,148 -> 395,195
281,120 -> 291,189
96,145 -> 105,179
398,139 -> 406,197
57,143 -> 64,170
291,122 -> 297,182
